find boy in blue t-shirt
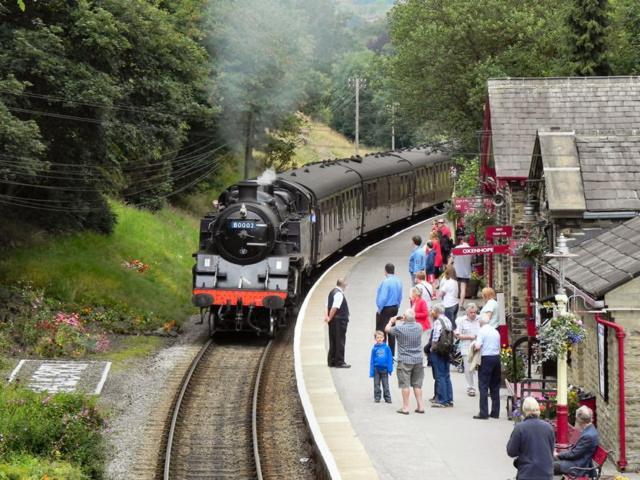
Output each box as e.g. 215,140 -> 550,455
369,330 -> 393,403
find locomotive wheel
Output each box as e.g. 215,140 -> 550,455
268,315 -> 276,339
207,307 -> 215,337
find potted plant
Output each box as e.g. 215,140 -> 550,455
466,271 -> 484,298
464,209 -> 496,244
536,313 -> 587,362
515,232 -> 549,266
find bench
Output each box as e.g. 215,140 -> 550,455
505,377 -> 557,420
561,445 -> 612,480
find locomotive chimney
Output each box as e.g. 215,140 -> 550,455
262,184 -> 274,196
238,181 -> 258,202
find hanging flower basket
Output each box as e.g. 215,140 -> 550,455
537,313 -> 586,362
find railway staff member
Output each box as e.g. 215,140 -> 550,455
375,263 -> 403,357
325,278 -> 351,368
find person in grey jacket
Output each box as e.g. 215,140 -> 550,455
507,397 -> 555,479
554,406 -> 599,475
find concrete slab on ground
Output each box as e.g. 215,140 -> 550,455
8,359 -> 111,395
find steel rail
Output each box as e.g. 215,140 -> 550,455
163,338 -> 214,480
252,340 -> 273,480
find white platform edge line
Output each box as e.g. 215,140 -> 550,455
94,362 -> 112,395
8,359 -> 25,383
294,256 -> 348,480
355,215 -> 440,258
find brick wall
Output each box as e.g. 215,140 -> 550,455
497,182 -> 529,342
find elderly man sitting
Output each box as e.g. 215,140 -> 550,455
554,406 -> 599,476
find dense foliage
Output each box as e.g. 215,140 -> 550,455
0,383 -> 106,478
0,0 -> 217,233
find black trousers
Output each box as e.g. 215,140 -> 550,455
327,316 -> 348,366
478,354 -> 501,418
376,306 -> 398,356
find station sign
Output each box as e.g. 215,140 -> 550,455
452,245 -> 511,256
454,197 -> 494,214
486,225 -> 513,240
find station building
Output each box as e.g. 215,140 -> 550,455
479,76 -> 640,470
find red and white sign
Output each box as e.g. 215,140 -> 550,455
486,225 -> 513,240
454,197 -> 495,214
452,245 -> 511,256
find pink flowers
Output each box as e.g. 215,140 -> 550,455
54,312 -> 83,330
121,259 -> 150,273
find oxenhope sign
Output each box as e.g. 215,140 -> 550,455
486,225 -> 513,240
452,245 -> 511,256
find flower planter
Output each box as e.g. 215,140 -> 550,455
466,278 -> 480,298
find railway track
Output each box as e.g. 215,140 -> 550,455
162,332 -> 315,479
163,339 -> 269,479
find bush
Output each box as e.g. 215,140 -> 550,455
0,453 -> 86,480
0,384 -> 106,478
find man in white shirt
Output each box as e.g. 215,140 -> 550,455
472,316 -> 501,419
325,278 -> 350,368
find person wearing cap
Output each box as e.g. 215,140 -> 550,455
325,278 -> 351,368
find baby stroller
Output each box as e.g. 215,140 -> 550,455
449,339 -> 464,373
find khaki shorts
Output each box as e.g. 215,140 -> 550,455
396,361 -> 424,389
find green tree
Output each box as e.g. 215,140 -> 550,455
388,0 -> 569,149
0,0 -> 217,233
568,0 -> 611,75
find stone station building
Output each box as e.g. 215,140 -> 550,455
478,76 -> 640,472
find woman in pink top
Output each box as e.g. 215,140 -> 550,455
410,287 -> 430,331
429,232 -> 443,275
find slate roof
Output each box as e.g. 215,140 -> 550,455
488,76 -> 640,179
576,134 -> 640,211
547,216 -> 640,297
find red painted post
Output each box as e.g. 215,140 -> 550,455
594,314 -> 627,470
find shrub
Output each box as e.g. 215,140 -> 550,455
0,384 -> 106,478
0,453 -> 86,480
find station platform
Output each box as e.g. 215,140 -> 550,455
295,218 -> 518,480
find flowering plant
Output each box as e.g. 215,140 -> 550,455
537,313 -> 586,362
500,347 -> 525,383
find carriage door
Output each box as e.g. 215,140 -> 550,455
404,174 -> 414,215
337,192 -> 344,242
386,177 -> 392,219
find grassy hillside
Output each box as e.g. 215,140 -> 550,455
294,117 -> 377,165
0,202 -> 199,327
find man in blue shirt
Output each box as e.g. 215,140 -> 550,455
375,263 -> 403,356
408,235 -> 427,283
472,316 -> 501,419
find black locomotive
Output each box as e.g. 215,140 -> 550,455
192,146 -> 453,336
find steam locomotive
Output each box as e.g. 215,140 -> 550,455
192,146 -> 454,336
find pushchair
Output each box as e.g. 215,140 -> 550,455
449,339 -> 464,373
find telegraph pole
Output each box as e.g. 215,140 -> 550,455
388,102 -> 399,150
349,77 -> 366,156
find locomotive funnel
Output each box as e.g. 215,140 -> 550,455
238,181 -> 258,201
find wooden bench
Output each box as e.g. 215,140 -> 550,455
561,445 -> 612,480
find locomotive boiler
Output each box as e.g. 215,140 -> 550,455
192,146 -> 453,336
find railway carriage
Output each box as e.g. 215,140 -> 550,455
192,146 -> 454,336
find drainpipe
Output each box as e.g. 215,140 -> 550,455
594,313 -> 627,470
526,265 -> 536,337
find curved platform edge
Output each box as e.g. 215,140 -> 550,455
294,256 -> 379,480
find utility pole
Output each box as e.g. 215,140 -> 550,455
349,77 -> 366,156
387,102 -> 399,150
